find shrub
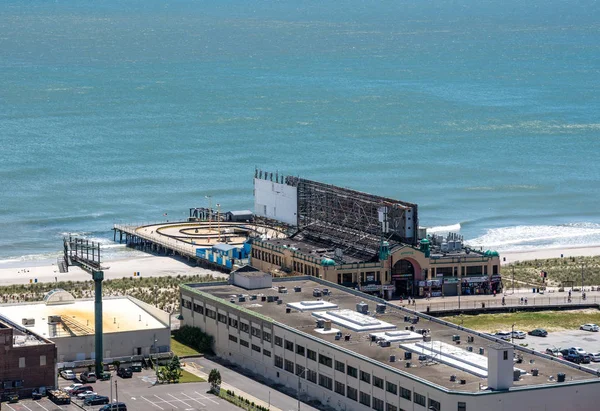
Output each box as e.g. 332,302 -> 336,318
172,325 -> 214,354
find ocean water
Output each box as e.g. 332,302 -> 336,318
1,0 -> 600,264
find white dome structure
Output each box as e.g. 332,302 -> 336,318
43,289 -> 75,305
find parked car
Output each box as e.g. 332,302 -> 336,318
580,324 -> 599,332
494,332 -> 511,341
545,348 -> 563,358
1,393 -> 19,403
528,328 -> 548,337
76,391 -> 97,400
100,372 -> 112,381
589,353 -> 600,362
565,348 -> 590,364
80,371 -> 97,383
131,362 -> 143,372
63,383 -> 83,393
99,402 -> 127,411
70,385 -> 94,396
511,330 -> 526,339
84,395 -> 110,406
60,370 -> 76,380
117,367 -> 133,378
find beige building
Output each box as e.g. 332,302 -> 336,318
251,238 -> 501,299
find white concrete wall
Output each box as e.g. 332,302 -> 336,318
254,178 -> 297,226
181,289 -> 600,411
54,327 -> 171,362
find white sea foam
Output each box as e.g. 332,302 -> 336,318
466,223 -> 600,252
428,223 -> 461,233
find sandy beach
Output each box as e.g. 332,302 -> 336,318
501,245 -> 600,265
0,255 -> 227,286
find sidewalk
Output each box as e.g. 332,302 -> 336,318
182,362 -> 282,411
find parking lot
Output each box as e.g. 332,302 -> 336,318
516,329 -> 600,371
7,369 -> 240,411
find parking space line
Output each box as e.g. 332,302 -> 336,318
4,403 -> 16,411
167,393 -> 191,408
34,401 -> 50,411
155,395 -> 177,408
194,391 -> 220,404
141,396 -> 164,410
21,403 -> 34,411
180,392 -> 206,407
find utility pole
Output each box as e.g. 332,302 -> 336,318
205,195 -> 212,232
581,262 -> 585,296
217,203 -> 221,242
114,379 -> 118,410
512,266 -> 515,295
297,368 -> 307,411
457,257 -> 462,310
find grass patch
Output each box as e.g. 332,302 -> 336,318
444,309 -> 600,333
170,335 -> 202,357
179,369 -> 205,383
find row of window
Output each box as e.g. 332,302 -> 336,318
251,248 -> 283,266
273,355 -> 445,410
229,335 -> 270,357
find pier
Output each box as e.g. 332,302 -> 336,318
113,220 -> 287,273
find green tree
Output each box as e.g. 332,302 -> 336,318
208,368 -> 221,393
167,355 -> 182,383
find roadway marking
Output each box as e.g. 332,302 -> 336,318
168,393 -> 191,408
180,392 -> 206,407
194,391 -> 220,404
21,404 -> 34,411
5,404 -> 16,411
155,395 -> 177,408
141,396 -> 164,410
34,401 -> 50,411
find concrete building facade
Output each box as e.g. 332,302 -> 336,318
181,277 -> 600,411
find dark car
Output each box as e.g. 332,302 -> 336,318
70,385 -> 94,396
84,395 -> 110,406
99,402 -> 127,411
117,367 -> 133,378
528,328 -> 548,337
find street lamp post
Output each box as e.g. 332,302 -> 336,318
581,262 -> 585,297
205,195 -> 212,232
457,257 -> 462,310
511,323 -> 515,344
297,368 -> 307,411
216,203 -> 221,242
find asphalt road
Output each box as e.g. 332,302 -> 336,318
187,357 -> 320,411
53,369 -> 239,411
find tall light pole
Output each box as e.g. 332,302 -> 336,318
297,368 -> 307,411
216,203 -> 221,242
581,262 -> 585,297
511,323 -> 515,344
457,257 -> 462,310
205,195 -> 212,232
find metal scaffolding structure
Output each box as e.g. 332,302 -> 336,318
292,178 -> 418,261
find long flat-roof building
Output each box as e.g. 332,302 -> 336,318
181,276 -> 600,411
251,170 -> 502,299
0,290 -> 171,365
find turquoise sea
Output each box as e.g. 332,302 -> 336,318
1,0 -> 600,263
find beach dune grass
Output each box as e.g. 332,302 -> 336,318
444,309 -> 600,333
507,255 -> 600,287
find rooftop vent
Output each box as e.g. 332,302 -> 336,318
389,355 -> 396,362
376,304 -> 386,314
356,302 -> 368,314
557,373 -> 566,383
